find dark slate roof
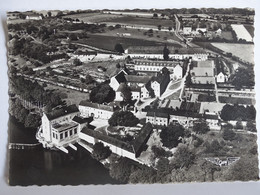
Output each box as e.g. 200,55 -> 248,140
150,73 -> 170,85
79,100 -> 114,112
81,127 -> 134,153
125,75 -> 152,84
132,123 -> 153,154
72,116 -> 93,124
146,112 -> 169,118
45,105 -> 79,120
114,70 -> 127,83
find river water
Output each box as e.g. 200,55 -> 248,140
8,117 -> 120,186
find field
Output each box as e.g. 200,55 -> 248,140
62,13 -> 124,23
211,43 -> 254,64
103,16 -> 174,28
244,25 -> 254,38
231,24 -> 253,42
77,34 -> 182,52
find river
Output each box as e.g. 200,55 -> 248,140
8,116 -> 120,186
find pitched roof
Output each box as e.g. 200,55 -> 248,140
132,123 -> 153,156
72,116 -> 93,124
79,100 -> 114,112
114,69 -> 127,83
146,112 -> 169,118
81,127 -> 134,153
45,105 -> 79,120
125,75 -> 152,84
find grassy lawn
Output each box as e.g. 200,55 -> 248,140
211,43 -> 254,64
77,32 -> 182,52
104,16 -> 175,27
62,13 -> 124,23
166,89 -> 181,100
221,31 -> 234,41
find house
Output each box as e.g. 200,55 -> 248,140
204,112 -> 221,130
183,26 -> 192,35
150,72 -> 170,97
216,72 -> 227,83
171,64 -> 183,80
109,69 -> 128,91
26,15 -> 42,20
79,123 -> 153,162
196,28 -> 207,34
146,112 -> 169,126
141,85 -> 150,99
133,59 -> 181,73
215,28 -> 222,36
36,105 -> 90,152
78,100 -> 115,120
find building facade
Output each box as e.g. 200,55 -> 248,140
79,100 -> 114,120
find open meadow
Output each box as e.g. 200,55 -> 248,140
211,43 -> 254,64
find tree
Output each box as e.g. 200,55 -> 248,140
222,128 -> 236,141
224,156 -> 259,181
171,144 -> 195,169
89,83 -> 115,104
193,119 -> 210,134
108,111 -> 139,127
114,43 -> 124,54
163,45 -> 169,60
160,123 -> 185,148
85,74 -> 94,84
24,113 -> 41,128
161,67 -> 170,75
151,145 -> 172,158
73,58 -> 82,66
153,13 -> 158,18
230,67 -> 254,89
92,142 -> 112,161
47,11 -> 52,17
246,120 -> 256,132
120,83 -> 132,104
109,157 -> 134,183
129,165 -> 156,183
185,72 -> 192,88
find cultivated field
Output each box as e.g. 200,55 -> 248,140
211,43 -> 254,64
231,24 -> 253,42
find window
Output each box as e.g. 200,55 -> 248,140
60,134 -> 63,140
74,128 -> 77,134
65,131 -> 68,138
70,130 -> 73,136
53,132 -> 55,138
